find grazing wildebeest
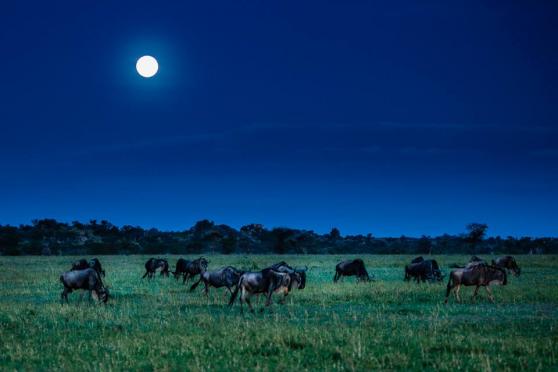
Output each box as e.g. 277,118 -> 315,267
189,266 -> 244,295
333,259 -> 372,283
229,269 -> 292,313
266,262 -> 308,290
60,268 -> 109,303
142,258 -> 170,279
172,258 -> 189,281
404,259 -> 443,283
411,256 -> 424,264
71,258 -> 105,277
492,256 -> 521,276
181,257 -> 209,284
445,263 -> 507,304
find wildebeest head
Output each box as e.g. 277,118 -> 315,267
196,257 -> 209,270
294,266 -> 308,289
98,287 -> 110,303
160,259 -> 170,276
486,265 -> 507,286
492,256 -> 521,277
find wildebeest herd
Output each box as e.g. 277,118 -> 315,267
59,255 -> 521,310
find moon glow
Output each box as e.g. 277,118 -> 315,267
136,56 -> 158,78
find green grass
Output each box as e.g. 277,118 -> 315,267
0,255 -> 557,371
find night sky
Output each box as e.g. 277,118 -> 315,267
1,1 -> 557,237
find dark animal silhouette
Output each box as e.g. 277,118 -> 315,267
142,258 -> 169,279
411,256 -> 424,264
333,259 -> 371,283
445,263 -> 507,304
492,256 -> 521,276
404,259 -> 443,283
172,258 -> 189,281
189,266 -> 244,295
229,269 -> 292,313
266,261 -> 308,290
180,257 -> 208,284
88,258 -> 105,277
71,258 -> 105,277
60,268 -> 109,303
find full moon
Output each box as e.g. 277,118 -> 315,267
136,55 -> 158,78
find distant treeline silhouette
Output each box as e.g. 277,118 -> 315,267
0,219 -> 555,256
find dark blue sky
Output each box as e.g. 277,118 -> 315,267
1,1 -> 557,237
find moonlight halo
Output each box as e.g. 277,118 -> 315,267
136,55 -> 158,78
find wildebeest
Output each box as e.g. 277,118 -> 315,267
333,259 -> 372,283
142,258 -> 170,279
411,256 -> 424,264
445,263 -> 507,304
60,268 -> 109,303
266,261 -> 308,290
189,266 -> 244,295
404,259 -> 443,283
71,258 -> 105,277
176,257 -> 209,284
228,268 -> 292,313
492,256 -> 521,276
172,258 -> 189,281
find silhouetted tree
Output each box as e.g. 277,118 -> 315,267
465,223 -> 488,253
328,227 -> 341,240
418,235 -> 432,255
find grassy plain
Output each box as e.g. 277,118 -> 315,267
0,255 -> 557,371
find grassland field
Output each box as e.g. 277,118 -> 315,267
0,255 -> 557,371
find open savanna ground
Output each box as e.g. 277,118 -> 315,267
0,255 -> 557,371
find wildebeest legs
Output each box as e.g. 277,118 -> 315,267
472,285 -> 480,301
189,277 -> 202,292
485,286 -> 495,302
61,288 -> 71,303
333,270 -> 345,283
455,284 -> 462,302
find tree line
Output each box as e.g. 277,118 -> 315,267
0,219 -> 555,256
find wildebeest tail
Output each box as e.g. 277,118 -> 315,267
228,277 -> 242,306
497,266 -> 508,285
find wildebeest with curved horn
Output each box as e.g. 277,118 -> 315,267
333,259 -> 372,283
228,269 -> 292,313
189,266 -> 244,295
404,259 -> 443,283
492,256 -> 521,276
60,268 -> 109,303
71,257 -> 106,277
142,258 -> 170,279
445,263 -> 507,304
